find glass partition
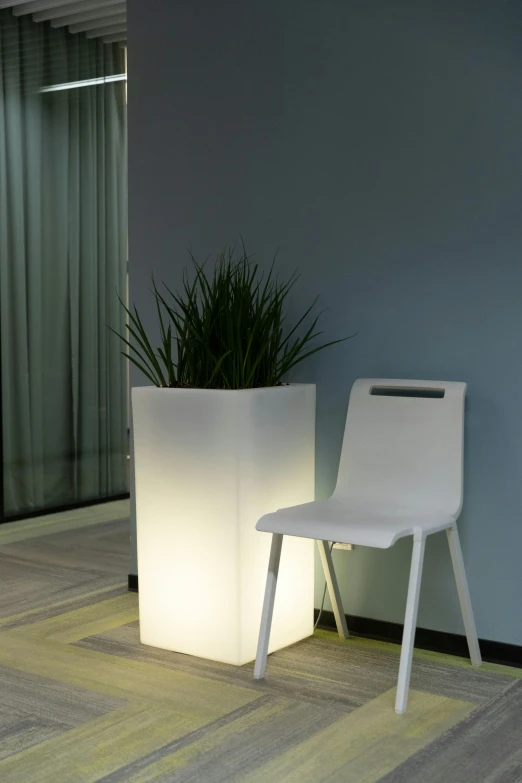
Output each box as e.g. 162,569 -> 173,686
0,9 -> 129,519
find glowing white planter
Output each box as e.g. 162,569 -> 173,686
132,384 -> 315,665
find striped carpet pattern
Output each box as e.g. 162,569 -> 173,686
0,501 -> 520,782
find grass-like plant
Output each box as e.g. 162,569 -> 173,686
115,244 -> 351,389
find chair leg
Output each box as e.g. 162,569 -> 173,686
446,526 -> 482,667
395,538 -> 426,715
254,533 -> 283,680
317,540 -> 349,639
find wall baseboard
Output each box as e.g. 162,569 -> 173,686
315,609 -> 522,669
126,574 -> 521,669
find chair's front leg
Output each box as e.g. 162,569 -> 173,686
395,538 -> 426,714
254,533 -> 284,680
446,526 -> 482,667
317,540 -> 349,639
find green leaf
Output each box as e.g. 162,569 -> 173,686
113,243 -> 353,390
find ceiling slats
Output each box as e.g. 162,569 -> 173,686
102,31 -> 125,43
32,0 -> 121,22
14,0 -> 99,15
85,20 -> 124,37
69,11 -> 124,32
4,0 -> 127,45
49,2 -> 125,27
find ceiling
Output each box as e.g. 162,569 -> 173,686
0,0 -> 127,46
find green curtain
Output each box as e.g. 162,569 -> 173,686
0,10 -> 128,516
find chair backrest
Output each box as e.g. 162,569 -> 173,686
334,378 -> 466,517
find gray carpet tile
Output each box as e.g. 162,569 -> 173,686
0,520 -> 129,622
0,665 -> 125,761
0,508 -> 520,783
77,620 -> 512,710
0,710 -> 65,762
0,585 -> 128,632
96,695 -> 346,783
380,679 -> 522,783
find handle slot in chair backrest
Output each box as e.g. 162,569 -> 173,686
370,386 -> 445,399
334,379 -> 466,517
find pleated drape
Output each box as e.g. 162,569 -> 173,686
0,10 -> 128,516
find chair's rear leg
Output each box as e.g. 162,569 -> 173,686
317,540 -> 349,639
446,526 -> 482,666
395,538 -> 426,714
254,533 -> 284,680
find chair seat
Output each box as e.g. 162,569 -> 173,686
256,498 -> 455,549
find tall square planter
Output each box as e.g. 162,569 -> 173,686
132,384 -> 315,665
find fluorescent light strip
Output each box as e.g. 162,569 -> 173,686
40,73 -> 126,93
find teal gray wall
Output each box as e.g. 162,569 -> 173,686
127,0 -> 522,645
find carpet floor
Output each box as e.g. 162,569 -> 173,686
0,502 -> 520,782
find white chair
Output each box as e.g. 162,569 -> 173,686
253,378 -> 481,714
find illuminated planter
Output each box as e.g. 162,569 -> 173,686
132,384 -> 315,665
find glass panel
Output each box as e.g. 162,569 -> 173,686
0,9 -> 129,517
